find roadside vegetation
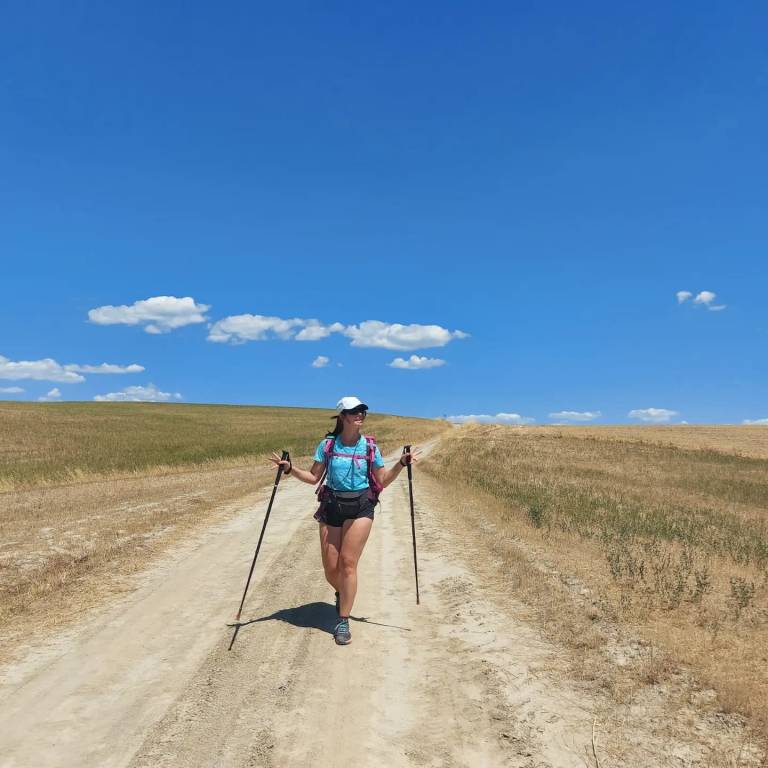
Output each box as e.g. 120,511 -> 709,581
0,401 -> 445,491
424,423 -> 768,744
0,402 -> 447,663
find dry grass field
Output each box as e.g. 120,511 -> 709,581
0,402 -> 447,663
0,401 -> 446,490
424,423 -> 768,746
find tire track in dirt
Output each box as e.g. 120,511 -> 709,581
127,451 -> 595,768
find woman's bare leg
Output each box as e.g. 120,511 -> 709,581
338,517 -> 373,617
319,523 -> 343,591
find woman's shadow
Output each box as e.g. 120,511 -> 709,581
228,601 -> 411,649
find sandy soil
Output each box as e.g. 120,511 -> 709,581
0,445 -> 761,767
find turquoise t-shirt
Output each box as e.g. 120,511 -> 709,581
313,435 -> 385,491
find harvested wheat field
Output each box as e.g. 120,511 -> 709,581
0,406 -> 766,767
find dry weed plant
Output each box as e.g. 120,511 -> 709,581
425,423 -> 768,748
0,402 -> 446,664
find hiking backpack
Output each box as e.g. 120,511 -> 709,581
316,434 -> 384,505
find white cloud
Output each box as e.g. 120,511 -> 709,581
65,363 -> 145,374
628,407 -> 679,423
343,320 -> 468,350
0,355 -> 145,383
207,314 -> 305,343
693,290 -> 716,305
94,384 -> 182,402
388,355 -> 446,370
295,321 -> 345,341
207,313 -> 468,351
38,387 -> 62,402
312,356 -> 330,368
677,289 -> 726,312
743,418 -> 768,425
89,296 -> 210,334
0,386 -> 24,393
693,291 -> 726,311
548,410 -> 601,422
0,355 -> 85,383
447,412 -> 535,425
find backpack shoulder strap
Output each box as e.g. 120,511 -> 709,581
364,435 -> 383,494
316,436 -> 335,491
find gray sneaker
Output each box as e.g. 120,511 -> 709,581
334,618 -> 351,645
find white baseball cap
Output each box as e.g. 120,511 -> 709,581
333,396 -> 369,415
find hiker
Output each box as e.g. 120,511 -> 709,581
269,396 -> 416,645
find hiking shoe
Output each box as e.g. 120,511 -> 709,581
334,618 -> 351,645
334,591 -> 340,615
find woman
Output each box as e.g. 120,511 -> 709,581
270,396 -> 415,646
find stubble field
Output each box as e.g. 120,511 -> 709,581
424,423 -> 768,746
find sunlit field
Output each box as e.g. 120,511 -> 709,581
0,401 -> 445,490
0,402 -> 447,662
425,423 -> 768,739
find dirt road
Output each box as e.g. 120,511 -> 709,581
0,448 -> 759,767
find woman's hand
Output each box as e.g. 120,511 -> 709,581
268,452 -> 292,473
400,446 -> 422,466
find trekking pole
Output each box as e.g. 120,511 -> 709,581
404,445 -> 420,605
234,450 -> 290,623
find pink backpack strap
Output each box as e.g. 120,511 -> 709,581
364,435 -> 383,494
315,437 -> 335,494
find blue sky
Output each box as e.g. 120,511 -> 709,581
2,2 -> 766,424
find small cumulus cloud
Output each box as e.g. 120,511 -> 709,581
296,321 -> 346,341
548,410 -> 601,422
693,291 -> 716,305
208,314 -> 468,351
343,321 -> 468,351
311,356 -> 330,368
38,387 -> 62,402
208,314 -> 306,343
628,407 -> 679,423
388,355 -> 446,370
447,412 -> 534,425
743,418 -> 768,425
94,384 -> 182,402
0,355 -> 85,383
65,363 -> 144,374
678,290 -> 726,312
0,386 -> 24,393
89,296 -> 210,334
1,355 -> 146,383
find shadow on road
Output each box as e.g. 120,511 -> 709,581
227,601 -> 412,648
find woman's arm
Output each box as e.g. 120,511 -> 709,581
269,453 -> 325,485
373,448 -> 417,489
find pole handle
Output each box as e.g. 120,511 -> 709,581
274,450 -> 289,483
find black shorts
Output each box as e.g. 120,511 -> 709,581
314,489 -> 375,528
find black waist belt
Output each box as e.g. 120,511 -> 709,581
328,490 -> 367,499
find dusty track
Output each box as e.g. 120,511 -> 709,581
0,446 -> 760,767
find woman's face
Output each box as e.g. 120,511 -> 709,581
342,407 -> 367,428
